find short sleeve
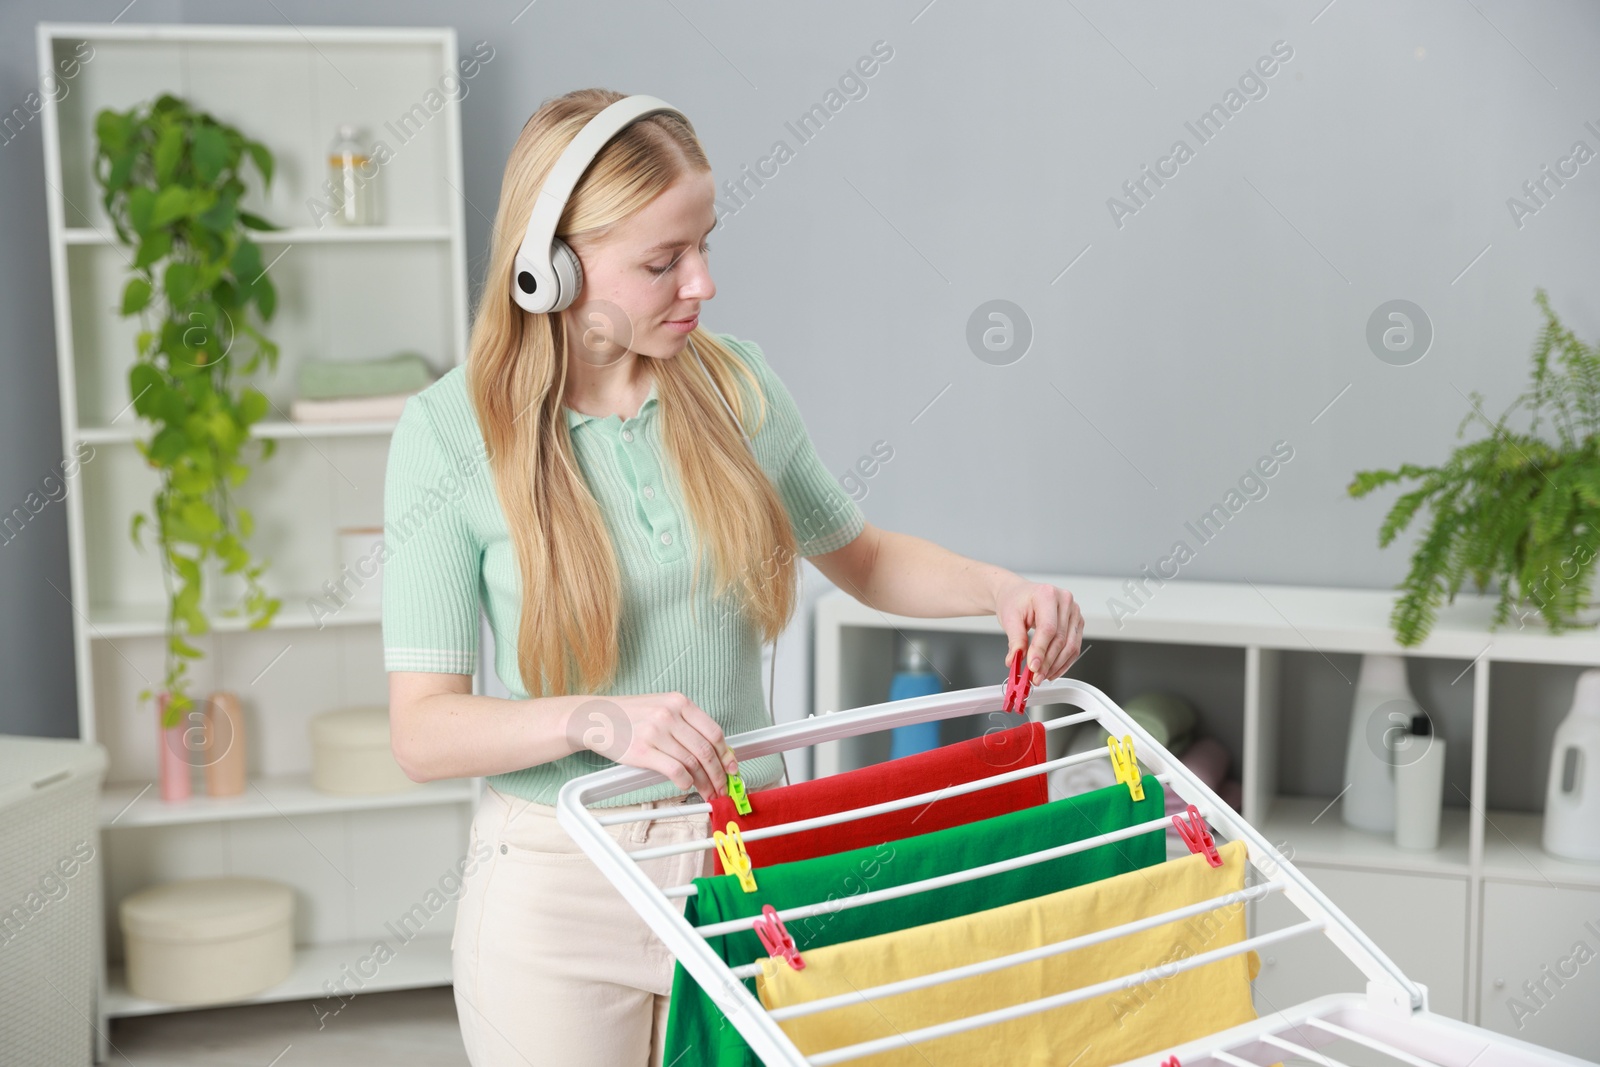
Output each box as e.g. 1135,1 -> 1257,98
720,335 -> 866,557
382,394 -> 482,674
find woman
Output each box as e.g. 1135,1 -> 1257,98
381,87 -> 1085,1066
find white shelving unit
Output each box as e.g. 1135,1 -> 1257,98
37,22 -> 478,1057
813,573 -> 1600,1062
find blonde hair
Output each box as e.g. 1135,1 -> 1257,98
467,88 -> 800,699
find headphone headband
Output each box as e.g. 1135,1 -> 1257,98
511,94 -> 686,314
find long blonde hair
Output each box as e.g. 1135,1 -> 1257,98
467,88 -> 800,699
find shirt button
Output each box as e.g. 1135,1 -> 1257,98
660,531 -> 673,545
621,429 -> 634,442
642,485 -> 655,499
499,843 -> 507,855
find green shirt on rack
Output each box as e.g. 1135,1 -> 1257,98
663,774 -> 1168,1067
380,333 -> 865,806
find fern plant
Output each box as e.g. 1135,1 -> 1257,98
1349,289 -> 1600,646
93,93 -> 284,728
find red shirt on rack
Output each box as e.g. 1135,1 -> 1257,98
711,721 -> 1049,874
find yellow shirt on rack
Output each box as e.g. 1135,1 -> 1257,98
756,839 -> 1278,1067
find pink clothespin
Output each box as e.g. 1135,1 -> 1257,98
753,904 -> 805,971
1162,1057 -> 1181,1067
1002,649 -> 1033,714
1172,804 -> 1222,868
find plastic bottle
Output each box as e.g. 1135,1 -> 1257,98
1393,713 -> 1446,850
327,125 -> 377,226
887,636 -> 943,759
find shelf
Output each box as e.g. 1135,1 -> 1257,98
100,773 -> 473,828
1479,808 -> 1600,888
103,932 -> 452,1018
88,598 -> 382,638
79,419 -> 403,445
63,225 -> 452,245
1220,795 -> 1469,874
821,576 -> 1600,666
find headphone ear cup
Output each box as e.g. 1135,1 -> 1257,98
548,239 -> 583,313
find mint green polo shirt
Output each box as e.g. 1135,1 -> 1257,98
381,333 -> 866,806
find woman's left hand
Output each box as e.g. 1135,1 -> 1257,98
994,577 -> 1084,683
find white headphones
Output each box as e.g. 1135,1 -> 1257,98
511,94 -> 686,314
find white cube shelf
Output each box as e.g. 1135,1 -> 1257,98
37,22 -> 480,1058
812,572 -> 1600,1058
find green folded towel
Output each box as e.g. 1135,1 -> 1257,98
1123,691 -> 1198,751
1079,691 -> 1198,754
296,352 -> 437,400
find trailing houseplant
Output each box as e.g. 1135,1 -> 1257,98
92,93 -> 284,728
1349,288 -> 1600,647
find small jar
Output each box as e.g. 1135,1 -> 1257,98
326,124 -> 377,226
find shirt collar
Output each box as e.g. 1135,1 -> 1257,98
564,379 -> 659,430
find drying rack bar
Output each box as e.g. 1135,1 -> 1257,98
753,878 -> 1287,999
628,712 -> 1110,863
556,677 -> 1434,1066
1120,992 -> 1600,1067
595,708 -> 1102,830
686,807 -> 1182,924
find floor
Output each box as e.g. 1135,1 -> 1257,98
105,986 -> 469,1066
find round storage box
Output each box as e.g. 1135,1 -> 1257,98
309,705 -> 416,794
120,877 -> 293,1005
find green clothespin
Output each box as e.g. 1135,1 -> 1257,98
727,772 -> 751,815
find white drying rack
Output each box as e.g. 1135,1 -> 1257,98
555,677 -> 1597,1067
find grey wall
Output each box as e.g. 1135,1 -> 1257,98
3,1 -> 1597,738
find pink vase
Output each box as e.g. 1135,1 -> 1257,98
157,691 -> 192,802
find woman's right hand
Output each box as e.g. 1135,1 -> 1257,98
569,692 -> 739,801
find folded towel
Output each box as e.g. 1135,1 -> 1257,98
296,351 -> 437,400
289,391 -> 418,423
1123,690 -> 1198,750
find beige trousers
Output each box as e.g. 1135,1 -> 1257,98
451,784 -> 715,1067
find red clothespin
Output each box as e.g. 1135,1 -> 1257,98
1172,804 -> 1222,867
1162,1057 -> 1181,1067
753,904 -> 805,971
1002,649 -> 1033,713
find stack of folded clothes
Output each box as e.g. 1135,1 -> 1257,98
288,351 -> 437,422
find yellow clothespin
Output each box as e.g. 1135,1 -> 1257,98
1107,734 -> 1144,801
727,772 -> 751,816
713,821 -> 757,893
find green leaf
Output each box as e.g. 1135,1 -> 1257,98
192,125 -> 229,184
254,274 -> 276,320
128,367 -> 164,415
230,239 -> 263,284
196,188 -> 238,233
150,185 -> 195,228
95,108 -> 131,155
127,186 -> 156,236
163,261 -> 197,305
154,123 -> 185,185
149,426 -> 190,465
121,277 -> 152,316
244,141 -> 274,188
180,499 -> 222,536
133,229 -> 172,269
237,388 -> 268,425
238,211 -> 276,231
105,153 -> 136,194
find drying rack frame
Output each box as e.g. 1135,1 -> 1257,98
555,676 -> 1596,1067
